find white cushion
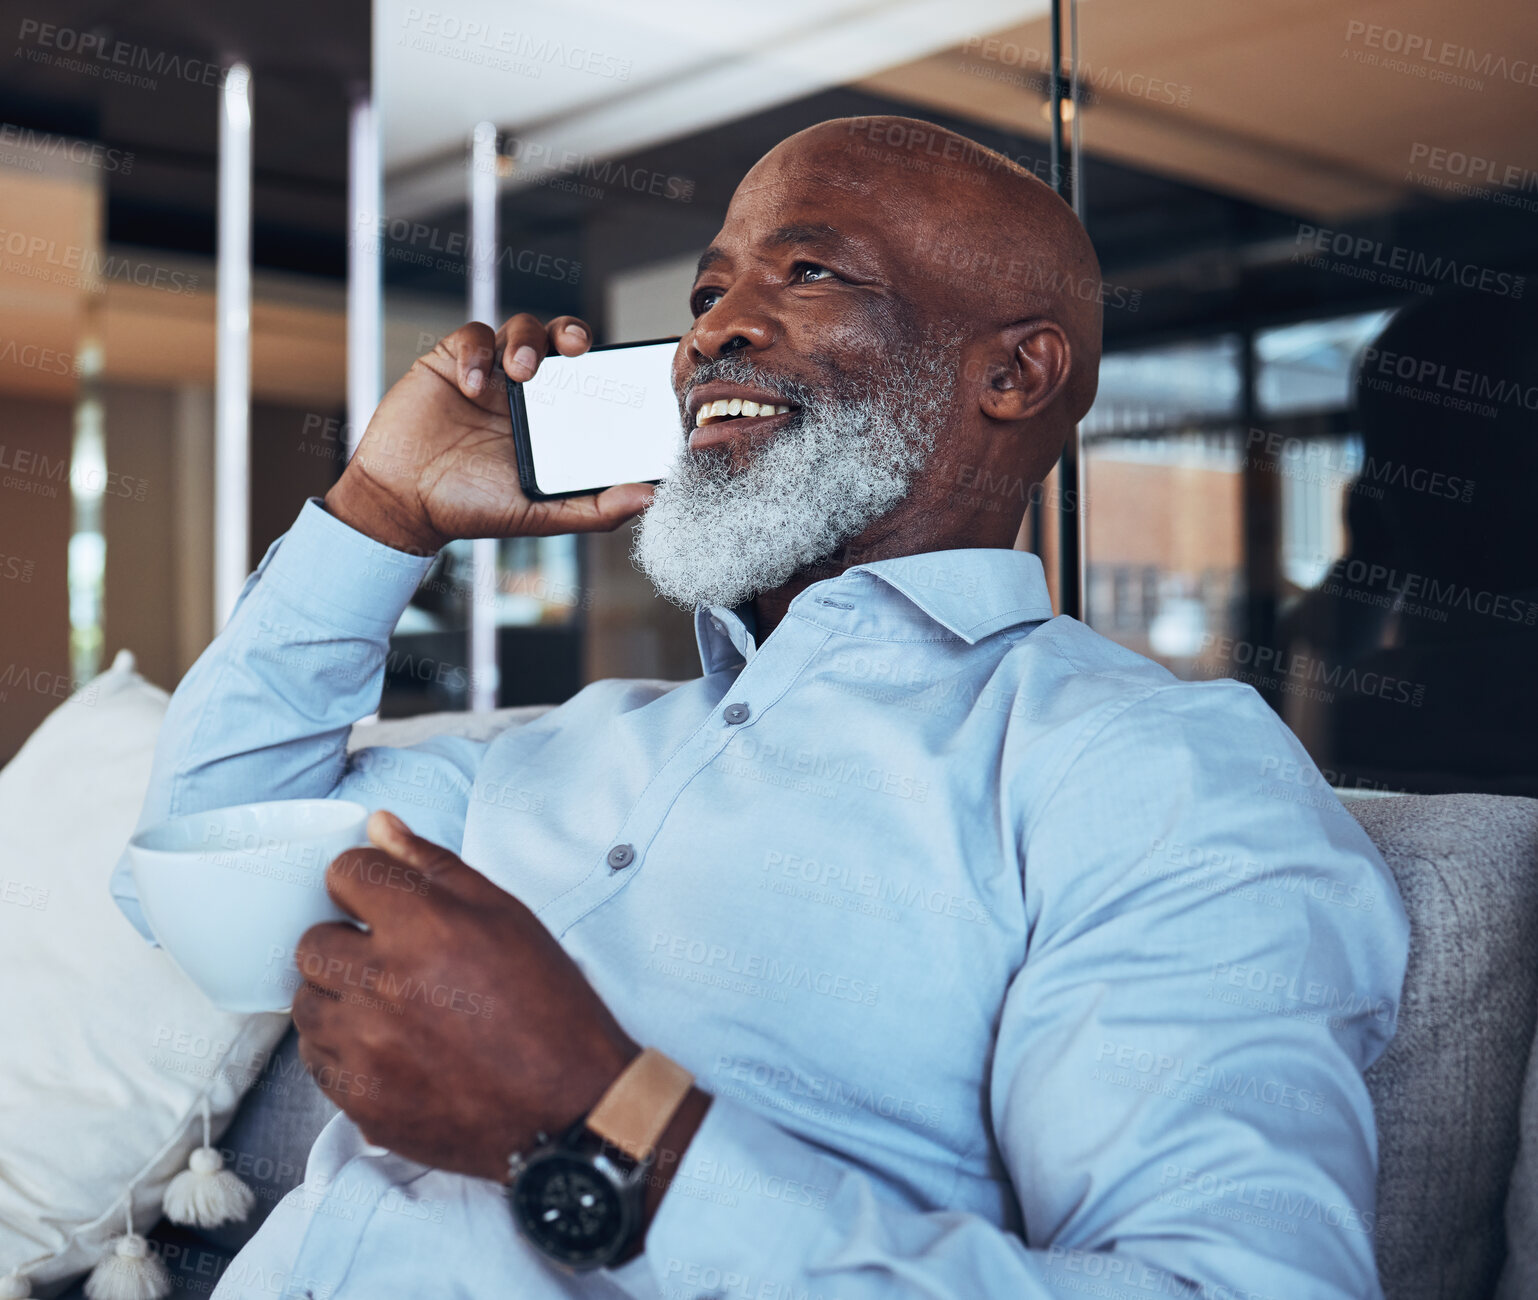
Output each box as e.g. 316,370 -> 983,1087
0,651 -> 288,1295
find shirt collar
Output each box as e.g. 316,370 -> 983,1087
692,549 -> 1055,673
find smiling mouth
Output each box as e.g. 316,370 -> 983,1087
693,398 -> 795,427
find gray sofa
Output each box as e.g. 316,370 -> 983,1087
71,706 -> 1538,1300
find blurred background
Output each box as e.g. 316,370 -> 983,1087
1,0 -> 1534,796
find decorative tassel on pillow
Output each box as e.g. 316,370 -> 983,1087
0,1267 -> 33,1298
84,1194 -> 169,1300
162,1096 -> 254,1229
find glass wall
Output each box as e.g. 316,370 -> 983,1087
1066,0 -> 1537,796
5,0 -> 1529,800
363,0 -> 1537,796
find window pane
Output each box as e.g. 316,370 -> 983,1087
1083,337 -> 1242,437
1084,431 -> 1244,668
1256,311 -> 1396,416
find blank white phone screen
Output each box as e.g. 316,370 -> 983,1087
522,340 -> 684,496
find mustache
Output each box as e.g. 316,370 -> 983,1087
677,355 -> 823,418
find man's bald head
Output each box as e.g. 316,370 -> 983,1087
740,116 -> 1103,427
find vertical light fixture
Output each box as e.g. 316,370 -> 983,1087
215,61 -> 253,627
68,339 -> 107,683
347,90 -> 382,457
467,120 -> 500,711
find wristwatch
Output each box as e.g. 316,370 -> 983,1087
505,1048 -> 694,1271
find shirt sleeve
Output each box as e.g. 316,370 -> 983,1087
616,679 -> 1410,1299
110,499 -> 487,943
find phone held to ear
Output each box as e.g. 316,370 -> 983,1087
505,337 -> 683,500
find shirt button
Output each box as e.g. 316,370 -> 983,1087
723,702 -> 750,724
607,843 -> 636,870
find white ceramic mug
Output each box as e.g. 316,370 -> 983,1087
128,799 -> 370,1013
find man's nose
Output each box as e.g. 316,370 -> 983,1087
687,294 -> 776,361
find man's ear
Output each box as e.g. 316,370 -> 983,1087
974,319 -> 1071,422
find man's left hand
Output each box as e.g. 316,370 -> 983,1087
291,810 -> 641,1181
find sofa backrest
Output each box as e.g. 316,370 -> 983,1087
1347,794 -> 1538,1300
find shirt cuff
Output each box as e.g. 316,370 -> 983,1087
631,1094 -> 838,1294
250,497 -> 438,639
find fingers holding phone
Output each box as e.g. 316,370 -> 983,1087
325,314 -> 657,552
498,314 -> 592,383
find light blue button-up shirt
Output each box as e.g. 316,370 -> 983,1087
112,500 -> 1408,1300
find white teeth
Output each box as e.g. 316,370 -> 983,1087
694,396 -> 793,426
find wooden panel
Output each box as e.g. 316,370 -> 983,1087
0,394 -> 76,764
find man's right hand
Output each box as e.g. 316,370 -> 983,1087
323,314 -> 658,554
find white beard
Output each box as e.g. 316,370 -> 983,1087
633,347 -> 957,610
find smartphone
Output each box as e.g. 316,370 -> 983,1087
506,337 -> 683,500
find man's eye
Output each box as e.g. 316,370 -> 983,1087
692,287 -> 723,316
794,263 -> 835,283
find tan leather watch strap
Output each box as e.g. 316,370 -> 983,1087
585,1048 -> 694,1162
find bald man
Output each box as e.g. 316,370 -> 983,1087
115,118 -> 1407,1299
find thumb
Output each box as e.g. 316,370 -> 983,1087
367,810 -> 466,884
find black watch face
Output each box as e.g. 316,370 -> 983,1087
513,1152 -> 626,1266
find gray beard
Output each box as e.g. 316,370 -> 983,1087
632,347 -> 957,611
